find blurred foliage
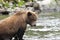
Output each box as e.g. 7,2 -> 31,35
21,0 -> 33,2
18,1 -> 25,7
3,1 -> 9,8
0,0 -> 34,8
0,0 -> 2,3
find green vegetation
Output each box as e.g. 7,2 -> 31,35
3,1 -> 9,8
0,0 -> 33,8
18,1 -> 25,7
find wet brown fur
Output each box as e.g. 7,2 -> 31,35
0,10 -> 38,40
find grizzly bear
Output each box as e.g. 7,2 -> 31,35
0,10 -> 38,40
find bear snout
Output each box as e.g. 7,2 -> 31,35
31,23 -> 36,27
33,24 -> 36,26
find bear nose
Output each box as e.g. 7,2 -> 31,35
31,24 -> 36,27
33,24 -> 36,26
34,25 -> 36,26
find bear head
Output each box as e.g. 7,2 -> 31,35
26,11 -> 38,27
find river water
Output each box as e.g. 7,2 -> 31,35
23,12 -> 60,40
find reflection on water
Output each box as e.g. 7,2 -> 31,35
24,12 -> 60,40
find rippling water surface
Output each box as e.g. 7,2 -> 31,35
24,12 -> 60,40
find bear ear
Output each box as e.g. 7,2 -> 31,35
27,12 -> 32,16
